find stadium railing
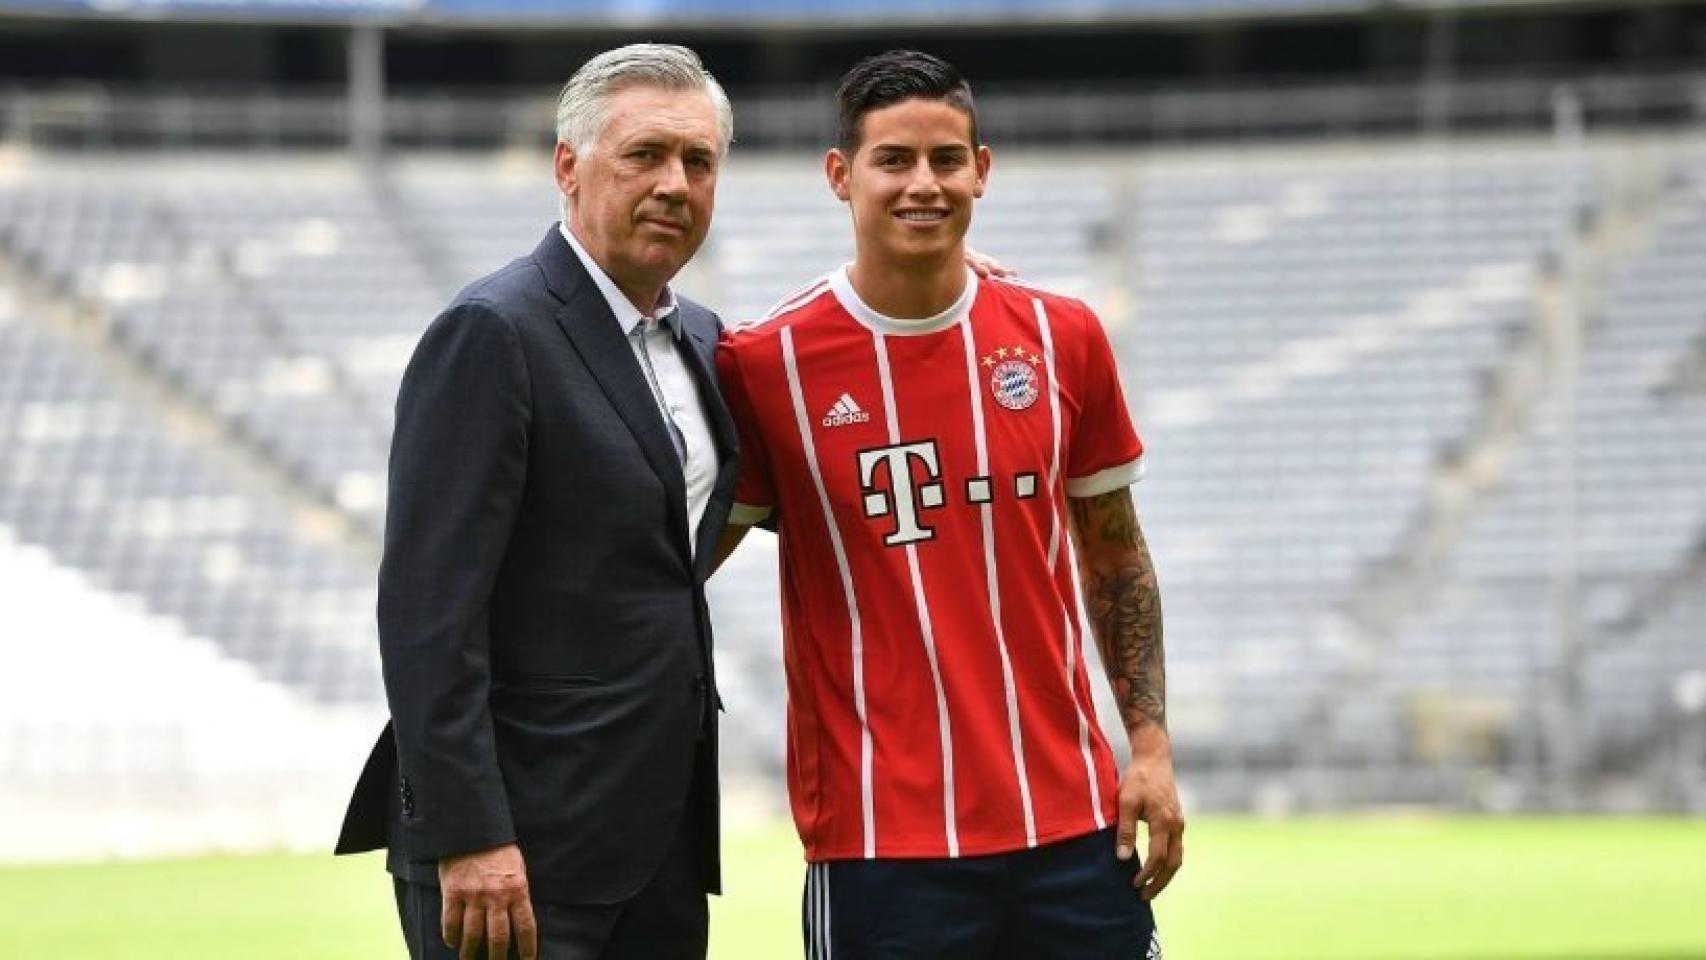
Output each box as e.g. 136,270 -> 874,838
3,71 -> 1705,150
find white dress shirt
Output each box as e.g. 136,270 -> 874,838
560,223 -> 717,556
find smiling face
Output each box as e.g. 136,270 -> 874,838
555,83 -> 721,311
827,97 -> 990,274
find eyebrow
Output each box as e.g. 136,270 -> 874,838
621,134 -> 717,152
870,143 -> 970,156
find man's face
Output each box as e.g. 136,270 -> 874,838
827,97 -> 989,269
555,84 -> 721,303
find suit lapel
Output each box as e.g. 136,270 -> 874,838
535,230 -> 689,541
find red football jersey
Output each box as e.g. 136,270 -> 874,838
718,267 -> 1144,862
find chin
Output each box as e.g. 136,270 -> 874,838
885,241 -> 956,264
636,248 -> 687,272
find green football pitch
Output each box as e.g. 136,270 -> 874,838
3,816 -> 1703,959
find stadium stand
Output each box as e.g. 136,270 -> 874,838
0,524 -> 374,860
1360,149 -> 1706,784
0,164 -> 410,532
0,247 -> 381,706
1119,145 -> 1588,774
2,136 -> 1703,856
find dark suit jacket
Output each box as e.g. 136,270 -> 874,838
336,226 -> 737,905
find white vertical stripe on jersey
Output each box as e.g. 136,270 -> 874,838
871,329 -> 961,858
1034,298 -> 1108,830
807,863 -> 819,960
821,863 -> 833,959
956,316 -> 1039,848
782,327 -> 878,859
1036,298 -> 1065,566
807,862 -> 829,960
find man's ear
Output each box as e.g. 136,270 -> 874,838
973,144 -> 992,199
554,141 -> 579,201
825,148 -> 852,203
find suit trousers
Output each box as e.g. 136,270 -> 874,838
392,770 -> 709,960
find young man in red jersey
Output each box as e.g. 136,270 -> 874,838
715,50 -> 1181,958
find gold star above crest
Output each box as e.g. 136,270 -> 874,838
983,346 -> 1045,368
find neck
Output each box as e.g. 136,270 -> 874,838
847,248 -> 967,320
565,219 -> 664,315
614,276 -> 665,316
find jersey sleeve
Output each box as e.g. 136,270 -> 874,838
715,334 -> 776,525
1063,305 -> 1145,498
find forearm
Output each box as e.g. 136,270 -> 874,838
1067,489 -> 1167,743
710,523 -> 751,576
1070,491 -> 1185,896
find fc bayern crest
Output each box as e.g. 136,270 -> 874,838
988,355 -> 1041,410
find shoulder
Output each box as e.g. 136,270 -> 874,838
398,294 -> 530,404
982,274 -> 1112,352
723,271 -> 840,351
984,274 -> 1094,320
407,297 -> 526,382
412,258 -> 537,371
983,278 -> 1119,391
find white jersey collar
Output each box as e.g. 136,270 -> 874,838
829,264 -> 978,337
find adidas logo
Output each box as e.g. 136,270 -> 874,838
821,393 -> 871,428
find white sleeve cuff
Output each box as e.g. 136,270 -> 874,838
728,502 -> 774,526
1064,457 -> 1145,498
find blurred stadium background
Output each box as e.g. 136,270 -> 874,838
2,0 -> 1705,956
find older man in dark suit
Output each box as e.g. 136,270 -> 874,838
336,44 -> 737,960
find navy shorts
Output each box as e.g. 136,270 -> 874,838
801,827 -> 1162,959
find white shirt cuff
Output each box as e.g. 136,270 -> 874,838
1064,457 -> 1145,498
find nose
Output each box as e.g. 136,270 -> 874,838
904,157 -> 941,199
653,155 -> 690,201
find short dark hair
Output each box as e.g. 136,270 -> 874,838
835,50 -> 978,153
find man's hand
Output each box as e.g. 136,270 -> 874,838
964,246 -> 1015,279
1116,728 -> 1184,901
439,842 -> 538,960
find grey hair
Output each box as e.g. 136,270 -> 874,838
555,43 -> 734,156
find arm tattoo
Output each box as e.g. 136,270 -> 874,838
1068,491 -> 1166,734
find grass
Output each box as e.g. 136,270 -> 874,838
2,816 -> 1703,959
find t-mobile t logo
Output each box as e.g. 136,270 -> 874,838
857,440 -> 945,546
